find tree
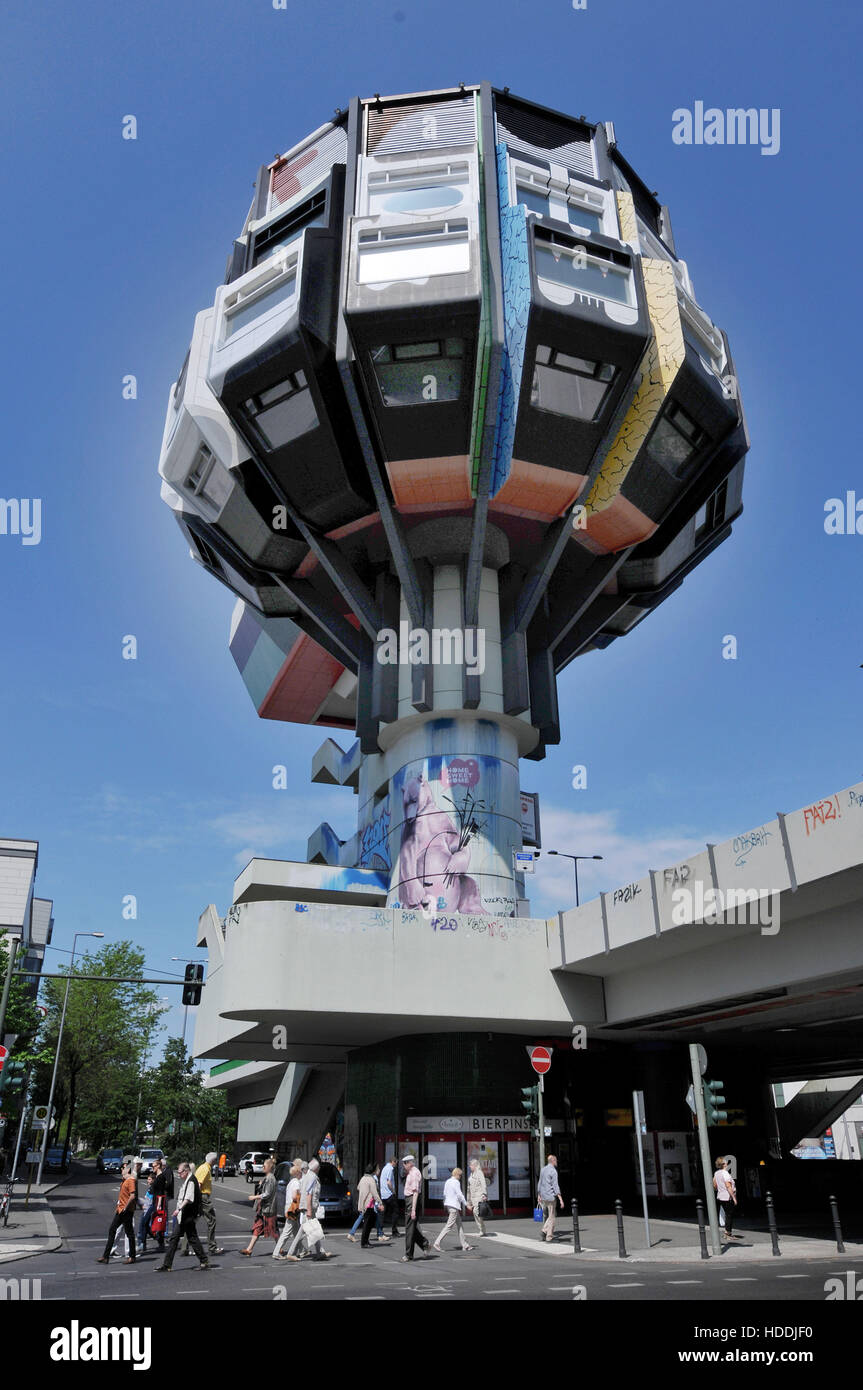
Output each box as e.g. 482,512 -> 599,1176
35,942 -> 165,1162
146,1037 -> 235,1157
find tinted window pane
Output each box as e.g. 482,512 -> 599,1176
254,213 -> 326,265
381,185 -> 465,213
531,363 -> 611,421
254,388 -> 319,447
645,415 -> 695,473
566,203 -> 604,235
227,274 -> 297,337
535,245 -> 630,304
518,186 -> 550,217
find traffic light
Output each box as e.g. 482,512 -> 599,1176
702,1078 -> 727,1125
182,963 -> 204,1006
0,1060 -> 27,1096
520,1084 -> 539,1130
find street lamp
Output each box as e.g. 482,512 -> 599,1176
546,852 -> 603,908
36,931 -> 104,1184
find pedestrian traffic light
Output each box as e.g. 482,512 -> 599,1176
702,1079 -> 727,1124
520,1084 -> 539,1129
182,963 -> 204,1006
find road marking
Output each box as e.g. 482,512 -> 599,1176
725,1277 -> 757,1282
605,1282 -> 644,1288
310,1283 -> 345,1288
776,1274 -> 809,1279
345,1295 -> 386,1300
99,1293 -> 140,1299
230,1214 -> 247,1220
666,1280 -> 702,1285
484,1288 -> 522,1293
175,1290 -> 210,1295
495,1275 -> 526,1280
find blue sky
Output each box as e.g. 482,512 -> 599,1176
1,0 -> 860,1054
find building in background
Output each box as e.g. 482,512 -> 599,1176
0,837 -> 53,999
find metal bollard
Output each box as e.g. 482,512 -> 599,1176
615,1198 -> 628,1258
765,1190 -> 781,1256
571,1197 -> 582,1254
695,1198 -> 709,1260
829,1195 -> 845,1254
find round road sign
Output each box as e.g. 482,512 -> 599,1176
530,1045 -> 552,1075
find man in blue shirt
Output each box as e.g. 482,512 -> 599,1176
379,1154 -> 400,1238
537,1154 -> 564,1243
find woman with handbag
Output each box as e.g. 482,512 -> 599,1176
272,1160 -> 304,1259
356,1164 -> 384,1249
467,1157 -> 490,1237
241,1156 -> 278,1256
713,1157 -> 740,1241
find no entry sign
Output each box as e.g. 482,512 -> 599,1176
529,1045 -> 552,1075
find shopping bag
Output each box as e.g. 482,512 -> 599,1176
719,1205 -> 725,1228
533,1205 -> 543,1222
303,1217 -> 324,1244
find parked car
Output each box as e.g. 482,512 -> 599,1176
239,1151 -> 270,1183
218,1159 -> 236,1177
96,1147 -> 124,1174
44,1147 -> 68,1171
133,1147 -> 165,1175
274,1160 -> 352,1224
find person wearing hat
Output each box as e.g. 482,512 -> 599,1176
400,1155 -> 431,1262
181,1151 -> 225,1258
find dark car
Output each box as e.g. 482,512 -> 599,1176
274,1161 -> 352,1224
44,1147 -> 69,1171
96,1148 -> 125,1174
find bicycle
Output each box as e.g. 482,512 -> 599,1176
0,1179 -> 13,1227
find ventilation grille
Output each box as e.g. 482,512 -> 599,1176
366,96 -> 477,154
268,124 -> 347,215
496,99 -> 594,178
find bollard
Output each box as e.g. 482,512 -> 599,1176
829,1195 -> 845,1254
571,1197 -> 582,1254
765,1190 -> 782,1256
695,1198 -> 709,1260
615,1198 -> 628,1258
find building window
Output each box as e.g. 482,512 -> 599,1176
535,236 -> 633,306
252,190 -> 327,266
357,219 -> 470,284
695,479 -> 728,539
645,401 -> 708,477
243,370 -> 319,449
515,164 -> 607,238
530,346 -> 616,422
366,162 -> 471,217
370,339 -> 465,406
224,258 -> 299,340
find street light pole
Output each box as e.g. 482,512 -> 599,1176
37,931 -> 104,1185
546,852 -> 603,908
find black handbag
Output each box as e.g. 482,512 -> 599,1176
478,1199 -> 492,1221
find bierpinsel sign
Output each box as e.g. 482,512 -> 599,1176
405,1115 -> 531,1132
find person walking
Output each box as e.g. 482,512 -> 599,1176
537,1154 -> 564,1243
240,1156 -> 278,1256
97,1160 -> 138,1265
380,1154 -> 400,1238
282,1158 -> 333,1261
181,1152 -> 224,1258
217,1152 -> 227,1182
467,1157 -> 489,1238
356,1164 -> 385,1248
273,1160 -> 304,1259
136,1170 -> 156,1254
433,1168 -> 474,1252
155,1161 -> 209,1272
400,1154 -> 431,1262
713,1157 -> 739,1241
146,1158 -> 168,1255
347,1163 -> 389,1244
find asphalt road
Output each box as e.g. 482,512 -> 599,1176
10,1165 -> 863,1305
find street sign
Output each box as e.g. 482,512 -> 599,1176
529,1045 -> 552,1075
685,1084 -> 697,1114
513,850 -> 537,875
695,1044 -> 708,1076
634,1089 -> 647,1135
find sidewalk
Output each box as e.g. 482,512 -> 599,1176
470,1214 -> 863,1264
0,1178 -> 65,1265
